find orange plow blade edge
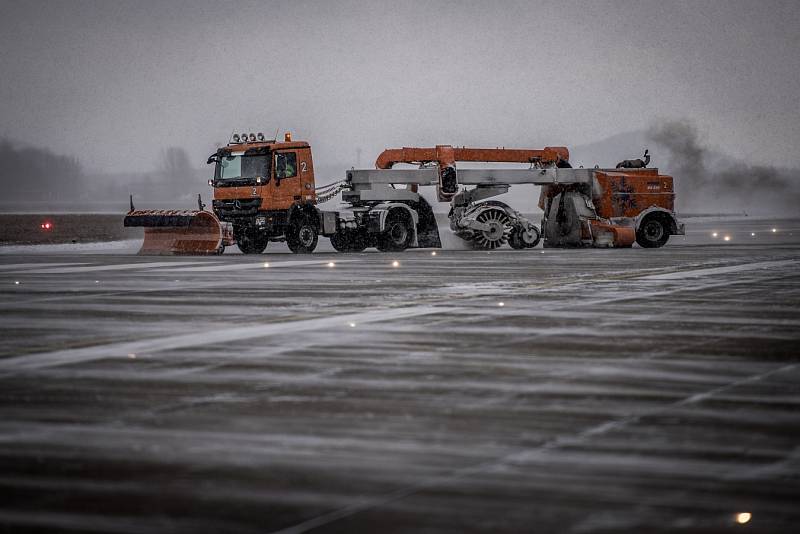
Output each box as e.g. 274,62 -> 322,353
124,210 -> 234,255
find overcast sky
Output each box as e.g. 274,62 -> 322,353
1,0 -> 798,175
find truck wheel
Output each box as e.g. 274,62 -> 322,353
235,225 -> 268,254
287,215 -> 318,254
636,215 -> 670,248
509,226 -> 541,250
377,211 -> 413,252
330,231 -> 367,253
330,231 -> 348,252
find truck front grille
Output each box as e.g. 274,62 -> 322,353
213,198 -> 262,217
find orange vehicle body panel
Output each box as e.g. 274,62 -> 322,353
593,169 -> 675,219
212,140 -> 317,212
375,145 -> 570,169
271,146 -> 317,210
588,220 -> 636,247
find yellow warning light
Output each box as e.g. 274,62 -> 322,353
735,512 -> 751,524
285,132 -> 292,142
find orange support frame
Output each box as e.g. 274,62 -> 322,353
374,145 -> 570,169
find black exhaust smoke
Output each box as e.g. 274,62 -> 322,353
647,120 -> 800,215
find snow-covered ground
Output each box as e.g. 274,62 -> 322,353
0,239 -> 143,255
0,217 -> 799,533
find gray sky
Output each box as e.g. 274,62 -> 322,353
1,0 -> 798,175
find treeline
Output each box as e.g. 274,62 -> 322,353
0,139 -> 84,201
0,139 -> 210,208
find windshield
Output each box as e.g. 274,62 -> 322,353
216,155 -> 270,181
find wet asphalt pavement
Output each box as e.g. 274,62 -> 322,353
0,217 -> 799,533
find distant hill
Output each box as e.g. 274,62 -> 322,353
569,131 -> 653,169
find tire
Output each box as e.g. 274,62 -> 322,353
287,215 -> 318,254
509,230 -> 526,250
329,231 -> 348,252
235,224 -> 268,254
509,226 -> 540,249
330,230 -> 367,253
377,211 -> 413,252
636,215 -> 670,248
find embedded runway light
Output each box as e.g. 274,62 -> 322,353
724,236 -> 731,241
40,221 -> 53,230
751,232 -> 756,236
263,262 -> 270,268
392,260 -> 400,267
735,512 -> 751,524
94,280 -> 99,283
712,232 -> 718,238
348,322 -> 356,328
14,281 -> 20,285
431,251 -> 437,256
327,262 -> 335,267
128,353 -> 136,359
498,302 -> 505,307
772,228 -> 777,233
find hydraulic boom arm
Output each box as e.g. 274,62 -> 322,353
374,145 -> 570,201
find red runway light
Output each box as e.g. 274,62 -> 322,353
40,221 -> 53,230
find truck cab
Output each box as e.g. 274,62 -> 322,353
207,132 -> 326,254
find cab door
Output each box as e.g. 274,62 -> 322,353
272,150 -> 300,210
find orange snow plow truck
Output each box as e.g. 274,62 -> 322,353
125,132 -> 334,255
124,132 -> 683,254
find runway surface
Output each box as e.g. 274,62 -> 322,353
1,218 -> 799,533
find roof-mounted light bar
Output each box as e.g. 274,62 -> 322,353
230,131 -> 275,144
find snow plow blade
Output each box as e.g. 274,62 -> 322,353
124,210 -> 233,255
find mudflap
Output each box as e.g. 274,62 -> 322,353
414,196 -> 442,248
124,210 -> 232,255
